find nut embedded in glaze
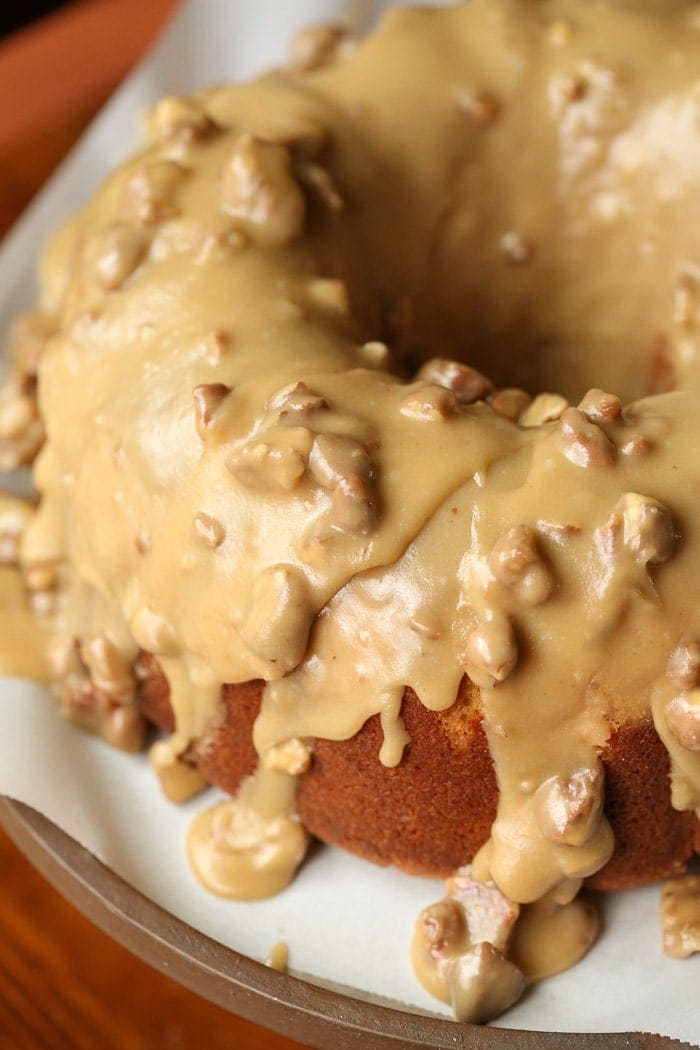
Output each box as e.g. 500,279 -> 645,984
228,428 -> 314,492
308,433 -> 372,490
289,23 -> 355,72
488,525 -> 553,606
661,875 -> 700,959
220,135 -> 306,244
193,383 -> 231,438
461,613 -> 518,688
535,767 -> 604,848
146,94 -> 218,148
520,392 -> 569,427
416,358 -> 493,404
412,869 -> 525,1023
557,407 -> 616,467
577,388 -> 622,424
615,492 -> 675,567
400,383 -> 457,421
667,640 -> 700,689
122,159 -> 185,225
240,565 -> 313,675
664,690 -> 700,752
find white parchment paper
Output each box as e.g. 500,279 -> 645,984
0,1 -> 698,1040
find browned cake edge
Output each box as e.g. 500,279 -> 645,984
136,654 -> 698,891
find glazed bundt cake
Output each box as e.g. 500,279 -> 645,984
3,0 -> 700,1022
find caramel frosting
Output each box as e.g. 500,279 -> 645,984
0,495 -> 49,681
264,940 -> 289,973
661,875 -> 700,959
3,0 -> 700,1024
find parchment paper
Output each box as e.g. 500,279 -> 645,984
0,1 -> 697,1041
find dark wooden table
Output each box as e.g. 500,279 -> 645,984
0,3 -> 306,1046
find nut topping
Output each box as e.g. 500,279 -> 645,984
412,870 -> 524,1023
521,393 -> 569,427
266,381 -> 328,424
9,311 -> 55,378
664,690 -> 700,752
146,95 -> 217,146
198,330 -> 230,365
461,613 -> 517,688
307,277 -> 350,314
460,91 -> 501,126
400,383 -> 457,422
221,135 -> 305,244
193,383 -> 231,438
262,737 -> 312,775
240,565 -> 313,674
615,492 -> 675,566
96,702 -> 145,754
130,607 -> 178,656
420,899 -> 467,957
80,635 -> 135,703
489,525 -> 553,605
330,474 -> 377,535
661,876 -> 700,959
557,407 -> 616,467
54,638 -> 144,755
445,869 -> 521,950
0,497 -> 34,565
447,942 -> 526,1024
358,340 -> 391,369
228,428 -> 313,492
193,512 -> 226,548
87,224 -> 148,291
667,640 -> 700,688
620,432 -> 651,458
577,388 -> 622,423
24,559 -> 59,595
536,767 -> 604,847
298,163 -> 344,211
289,23 -> 355,72
0,378 -> 43,469
253,114 -> 329,159
47,635 -> 83,680
308,434 -> 372,490
490,387 -> 531,421
416,358 -> 493,404
123,160 -> 185,224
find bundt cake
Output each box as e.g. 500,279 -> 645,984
2,0 -> 700,1023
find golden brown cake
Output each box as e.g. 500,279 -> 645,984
138,661 -> 698,891
3,0 -> 700,1022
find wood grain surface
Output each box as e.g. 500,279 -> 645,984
0,825 -> 306,1049
0,3 -> 307,1047
0,0 -> 181,235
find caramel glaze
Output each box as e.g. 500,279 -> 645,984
0,495 -> 49,682
138,662 -> 697,890
4,0 -> 700,1023
0,566 -> 49,683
